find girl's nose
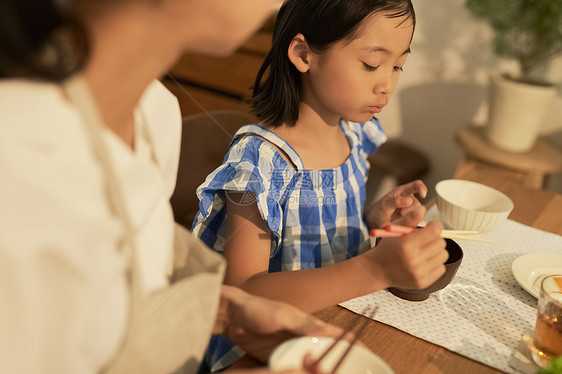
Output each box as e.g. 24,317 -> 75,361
373,72 -> 396,95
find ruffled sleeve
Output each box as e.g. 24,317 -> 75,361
358,117 -> 387,155
192,136 -> 294,257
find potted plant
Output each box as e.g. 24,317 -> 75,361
466,0 -> 562,153
538,356 -> 562,374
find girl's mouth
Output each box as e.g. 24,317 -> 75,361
367,105 -> 384,113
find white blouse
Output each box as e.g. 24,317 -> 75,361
0,79 -> 182,373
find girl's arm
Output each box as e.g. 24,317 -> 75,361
224,193 -> 447,314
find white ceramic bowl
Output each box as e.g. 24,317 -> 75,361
435,179 -> 514,232
269,336 -> 394,374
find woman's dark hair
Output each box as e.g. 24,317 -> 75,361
251,0 -> 415,127
0,0 -> 89,81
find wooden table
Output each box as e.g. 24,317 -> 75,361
228,166 -> 562,373
455,125 -> 562,189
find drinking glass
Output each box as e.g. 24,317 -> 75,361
532,274 -> 562,367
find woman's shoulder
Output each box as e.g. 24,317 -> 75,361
137,79 -> 182,147
138,80 -> 182,180
0,78 -> 60,101
139,80 -> 181,127
0,79 -> 93,156
0,79 -> 105,179
0,79 -> 74,133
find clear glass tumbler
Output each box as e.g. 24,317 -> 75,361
532,275 -> 562,367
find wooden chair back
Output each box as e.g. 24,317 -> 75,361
170,110 -> 257,228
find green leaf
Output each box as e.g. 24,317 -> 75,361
538,356 -> 562,374
465,0 -> 562,82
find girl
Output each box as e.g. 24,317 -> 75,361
193,0 -> 448,370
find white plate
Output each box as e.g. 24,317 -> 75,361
269,336 -> 394,374
512,254 -> 562,298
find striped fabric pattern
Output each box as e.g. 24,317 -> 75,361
191,118 -> 386,371
193,118 -> 386,269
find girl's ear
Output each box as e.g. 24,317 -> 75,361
287,33 -> 312,73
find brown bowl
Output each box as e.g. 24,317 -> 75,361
388,238 -> 463,301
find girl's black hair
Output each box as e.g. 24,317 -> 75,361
251,0 -> 415,128
0,0 -> 89,81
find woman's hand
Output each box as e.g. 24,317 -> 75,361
214,286 -> 344,363
364,180 -> 428,229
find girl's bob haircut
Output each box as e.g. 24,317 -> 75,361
251,0 -> 415,128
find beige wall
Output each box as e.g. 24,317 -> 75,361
378,0 -> 562,196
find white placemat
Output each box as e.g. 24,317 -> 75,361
340,206 -> 562,373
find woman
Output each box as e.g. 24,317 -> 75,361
0,0 -> 341,372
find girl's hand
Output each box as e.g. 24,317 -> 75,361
365,180 -> 428,229
363,221 -> 448,290
214,286 -> 345,363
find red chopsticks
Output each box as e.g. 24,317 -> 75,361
370,224 -> 413,238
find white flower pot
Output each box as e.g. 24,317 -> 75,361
486,75 -> 556,153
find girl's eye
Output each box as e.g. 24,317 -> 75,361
362,62 -> 379,72
394,66 -> 404,72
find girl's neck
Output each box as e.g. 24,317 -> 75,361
296,101 -> 341,134
274,101 -> 341,142
273,74 -> 345,144
272,102 -> 350,170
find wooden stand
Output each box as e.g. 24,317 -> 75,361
455,125 -> 562,189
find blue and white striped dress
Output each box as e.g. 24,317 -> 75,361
192,118 -> 386,371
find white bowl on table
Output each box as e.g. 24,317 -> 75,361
269,336 -> 394,373
435,179 -> 514,233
